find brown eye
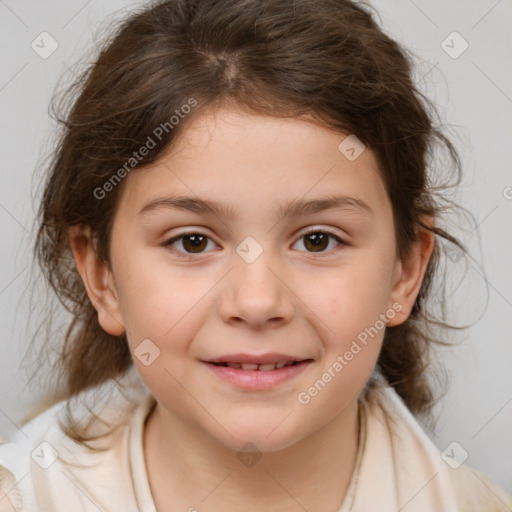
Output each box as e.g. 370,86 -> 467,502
294,230 -> 346,254
181,234 -> 208,253
303,232 -> 329,252
165,233 -> 214,256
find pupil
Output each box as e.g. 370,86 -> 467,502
305,232 -> 327,252
184,234 -> 206,253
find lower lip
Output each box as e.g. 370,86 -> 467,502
202,361 -> 312,390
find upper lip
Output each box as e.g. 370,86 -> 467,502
203,353 -> 311,364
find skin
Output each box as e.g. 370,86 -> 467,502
70,104 -> 434,511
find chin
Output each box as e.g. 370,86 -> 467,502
210,421 -> 305,455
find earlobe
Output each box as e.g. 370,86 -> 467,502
387,223 -> 436,327
68,225 -> 125,336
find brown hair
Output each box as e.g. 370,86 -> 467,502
27,0 -> 470,448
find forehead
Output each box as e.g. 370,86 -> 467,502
117,106 -> 390,220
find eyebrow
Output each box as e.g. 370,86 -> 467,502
138,194 -> 373,219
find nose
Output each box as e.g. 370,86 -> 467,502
218,253 -> 295,330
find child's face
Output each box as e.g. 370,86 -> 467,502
103,105 -> 412,451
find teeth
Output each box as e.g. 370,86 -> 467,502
219,361 -> 298,370
240,363 -> 259,370
258,363 -> 277,371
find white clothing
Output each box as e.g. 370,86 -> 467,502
0,368 -> 511,511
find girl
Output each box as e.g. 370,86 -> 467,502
1,0 -> 510,510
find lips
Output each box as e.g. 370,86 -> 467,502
202,353 -> 312,371
202,357 -> 313,390
211,361 -> 300,371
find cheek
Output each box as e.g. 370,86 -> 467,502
114,264 -> 218,390
298,275 -> 388,413
308,252 -> 395,331
112,244 -> 201,336
297,245 -> 394,391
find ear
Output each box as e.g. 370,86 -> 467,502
68,225 -> 125,336
387,218 -> 436,327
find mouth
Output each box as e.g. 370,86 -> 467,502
201,355 -> 314,390
208,360 -> 306,371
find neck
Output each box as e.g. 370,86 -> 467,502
143,400 -> 361,512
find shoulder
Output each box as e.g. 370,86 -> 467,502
359,376 -> 512,511
449,463 -> 512,512
0,398 -> 64,512
0,462 -> 20,511
0,369 -> 151,512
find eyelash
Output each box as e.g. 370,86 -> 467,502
163,229 -> 347,259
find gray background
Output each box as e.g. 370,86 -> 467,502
1,0 -> 511,492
